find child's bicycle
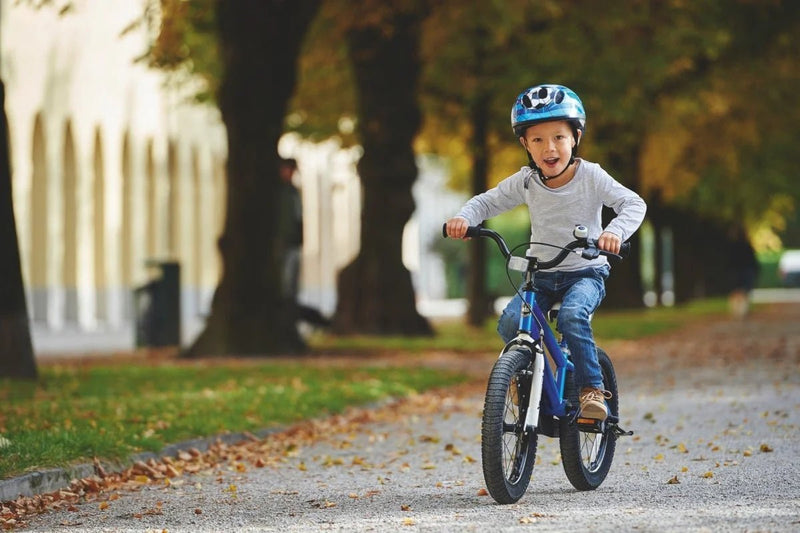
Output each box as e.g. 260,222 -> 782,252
443,223 -> 633,504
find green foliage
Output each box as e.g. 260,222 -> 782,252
755,250 -> 783,288
0,362 -> 465,479
144,0 -> 800,243
286,1 -> 357,143
417,0 -> 544,189
143,0 -> 220,103
426,0 -> 798,244
485,207 -> 530,296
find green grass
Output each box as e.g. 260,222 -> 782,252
0,362 -> 466,480
591,297 -> 730,340
310,320 -> 502,353
311,297 -> 732,352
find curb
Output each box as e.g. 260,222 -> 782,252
0,427 -> 277,503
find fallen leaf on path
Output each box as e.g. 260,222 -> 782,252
444,443 -> 462,455
310,500 -> 336,509
519,513 -> 548,524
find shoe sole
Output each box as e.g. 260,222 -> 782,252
580,403 -> 608,422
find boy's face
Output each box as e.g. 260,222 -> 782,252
519,120 -> 581,177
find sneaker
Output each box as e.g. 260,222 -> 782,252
579,388 -> 612,421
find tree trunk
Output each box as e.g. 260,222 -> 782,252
466,92 -> 491,327
332,8 -> 431,336
184,0 -> 320,357
0,80 -> 37,379
601,147 -> 646,308
663,205 -> 731,303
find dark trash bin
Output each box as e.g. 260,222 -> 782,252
134,261 -> 181,347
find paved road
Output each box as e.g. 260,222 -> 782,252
19,304 -> 800,532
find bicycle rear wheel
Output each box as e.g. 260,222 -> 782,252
481,348 -> 538,504
559,347 -> 619,490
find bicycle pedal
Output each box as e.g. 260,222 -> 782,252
611,424 -> 634,437
575,417 -> 604,433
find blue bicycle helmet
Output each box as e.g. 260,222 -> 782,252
511,84 -> 586,137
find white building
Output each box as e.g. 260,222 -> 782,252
1,0 -> 459,354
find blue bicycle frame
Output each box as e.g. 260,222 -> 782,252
507,271 -> 574,431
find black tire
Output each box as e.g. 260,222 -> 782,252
481,348 -> 538,504
559,347 -> 619,490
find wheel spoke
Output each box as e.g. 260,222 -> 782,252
580,432 -> 604,469
559,348 -> 618,490
503,384 -> 520,480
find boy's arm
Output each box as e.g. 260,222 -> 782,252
454,170 -> 527,226
600,177 -> 647,243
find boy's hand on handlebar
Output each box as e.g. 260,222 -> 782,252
445,217 -> 471,240
597,232 -> 621,255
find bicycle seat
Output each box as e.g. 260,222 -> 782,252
547,302 -> 562,323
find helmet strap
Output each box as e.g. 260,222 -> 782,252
526,148 -> 576,184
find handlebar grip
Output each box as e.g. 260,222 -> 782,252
465,226 -> 482,238
599,241 -> 631,262
442,223 -> 483,239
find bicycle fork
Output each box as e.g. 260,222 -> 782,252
523,345 -> 545,432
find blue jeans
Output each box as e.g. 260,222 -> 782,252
497,265 -> 609,390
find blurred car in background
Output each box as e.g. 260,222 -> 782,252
778,250 -> 800,287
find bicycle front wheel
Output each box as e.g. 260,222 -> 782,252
559,347 -> 619,490
481,348 -> 538,504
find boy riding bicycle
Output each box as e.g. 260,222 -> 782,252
444,84 -> 646,422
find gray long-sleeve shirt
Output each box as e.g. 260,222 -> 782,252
456,159 -> 647,272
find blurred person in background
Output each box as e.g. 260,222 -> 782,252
278,158 -> 303,301
728,226 -> 759,319
278,157 -> 330,328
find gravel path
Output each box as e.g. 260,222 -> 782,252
18,304 -> 800,532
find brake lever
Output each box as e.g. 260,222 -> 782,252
581,247 -> 601,260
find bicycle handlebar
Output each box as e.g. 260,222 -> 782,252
441,223 -> 630,270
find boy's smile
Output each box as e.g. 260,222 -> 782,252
519,120 -> 581,184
